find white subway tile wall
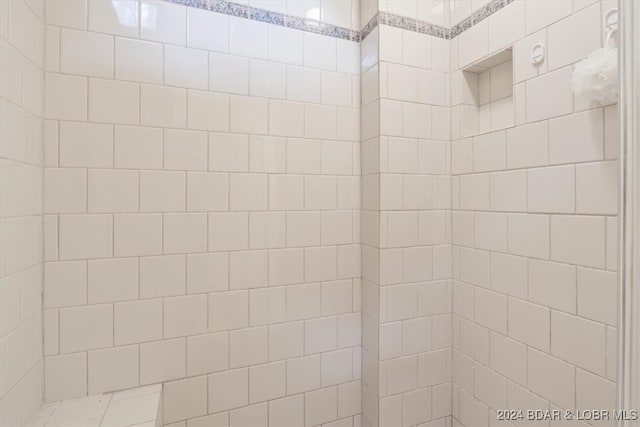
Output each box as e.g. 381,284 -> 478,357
450,1 -> 617,426
43,1 -> 361,426
0,0 -> 620,426
361,8 -> 453,426
0,0 -> 45,425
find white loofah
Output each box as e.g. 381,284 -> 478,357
571,41 -> 618,105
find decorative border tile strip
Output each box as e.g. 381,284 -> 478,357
375,12 -> 451,39
168,0 -> 360,41
450,0 -> 513,38
416,19 -> 450,39
360,14 -> 379,41
167,0 -> 513,42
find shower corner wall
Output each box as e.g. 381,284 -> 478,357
0,0 -> 46,425
449,0 -> 619,426
360,1 -> 454,425
362,0 -> 620,425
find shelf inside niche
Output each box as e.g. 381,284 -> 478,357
460,47 -> 514,137
463,48 -> 513,73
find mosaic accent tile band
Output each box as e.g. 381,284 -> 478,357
378,11 -> 450,39
360,14 -> 378,41
166,0 -> 512,41
449,0 -> 516,38
168,0 -> 360,41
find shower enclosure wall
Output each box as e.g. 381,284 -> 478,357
0,0 -> 621,426
0,0 -> 45,425
449,1 -> 618,423
40,1 -> 363,426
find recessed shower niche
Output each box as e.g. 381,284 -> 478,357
458,48 -> 514,137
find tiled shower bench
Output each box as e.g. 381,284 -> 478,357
27,384 -> 163,427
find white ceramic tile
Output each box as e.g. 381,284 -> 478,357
89,78 -> 139,125
249,286 -> 286,326
248,361 -> 286,403
250,59 -> 286,99
115,126 -> 162,169
187,332 -> 229,376
59,304 -> 112,353
458,20 -> 488,68
490,170 -> 527,212
88,258 -> 138,304
140,84 -> 187,128
269,100 -> 304,137
305,316 -> 338,354
163,376 -> 208,423
139,338 -> 186,384
164,294 -> 207,338
115,299 -> 163,345
140,0 -> 186,45
268,395 -> 304,427
507,213 -> 549,259
549,109 -> 604,164
547,3 -> 601,71
88,345 -> 138,394
187,8 -> 229,52
321,0 -> 352,28
527,165 -> 575,213
209,290 -> 249,332
209,52 -> 249,95
139,255 -> 186,298
45,353 -> 87,402
506,121 -> 548,168
486,4 -> 522,53
59,122 -> 114,169
164,45 -> 208,90
59,214 -> 113,260
269,322 -> 304,362
525,66 -> 573,122
337,39 -> 360,74
229,326 -> 268,368
550,215 -> 606,268
88,169 -> 138,213
303,32 -> 337,71
164,128 -> 209,170
209,133 -> 249,172
140,171 -> 186,212
576,161 -> 617,215
525,0 -> 572,34
490,332 -> 526,386
508,298 -> 550,352
529,259 -> 576,313
577,267 -> 616,326
551,311 -> 606,375
305,387 -> 338,426
45,73 -> 87,121
474,363 -> 507,410
60,28 -> 113,78
287,66 -> 321,105
44,168 -> 86,214
268,25 -> 303,65
46,0 -> 88,30
230,95 -> 268,134
229,17 -> 268,58
114,214 -> 162,257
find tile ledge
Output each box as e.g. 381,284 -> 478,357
27,385 -> 163,427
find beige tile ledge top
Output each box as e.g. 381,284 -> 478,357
27,385 -> 163,427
